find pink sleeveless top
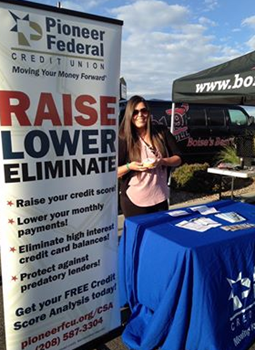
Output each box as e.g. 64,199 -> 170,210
126,139 -> 169,207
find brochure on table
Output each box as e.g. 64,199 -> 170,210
171,205 -> 247,233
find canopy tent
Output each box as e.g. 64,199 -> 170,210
172,50 -> 255,106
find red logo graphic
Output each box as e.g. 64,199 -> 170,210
166,103 -> 189,136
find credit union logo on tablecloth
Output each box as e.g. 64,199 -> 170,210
227,271 -> 251,311
226,268 -> 255,343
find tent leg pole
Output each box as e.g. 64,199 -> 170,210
168,102 -> 176,206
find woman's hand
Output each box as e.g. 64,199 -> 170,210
117,161 -> 148,178
154,155 -> 163,168
129,161 -> 148,171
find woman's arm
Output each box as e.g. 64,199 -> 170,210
118,163 -> 130,178
118,137 -> 147,178
161,126 -> 183,166
153,125 -> 182,169
118,161 -> 148,178
160,155 -> 182,167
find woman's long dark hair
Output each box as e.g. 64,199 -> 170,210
119,95 -> 167,162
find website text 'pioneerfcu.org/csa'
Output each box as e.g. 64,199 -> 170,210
195,73 -> 255,93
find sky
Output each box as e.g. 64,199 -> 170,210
20,0 -> 255,101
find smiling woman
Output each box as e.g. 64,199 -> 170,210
118,95 -> 182,217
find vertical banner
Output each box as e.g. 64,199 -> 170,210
0,1 -> 123,349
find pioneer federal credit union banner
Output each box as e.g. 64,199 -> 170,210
0,1 -> 123,349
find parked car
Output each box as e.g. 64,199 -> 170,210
119,100 -> 254,165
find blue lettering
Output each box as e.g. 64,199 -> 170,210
50,130 -> 79,156
25,131 -> 49,158
1,131 -> 24,159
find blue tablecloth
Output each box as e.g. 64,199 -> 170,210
119,200 -> 255,350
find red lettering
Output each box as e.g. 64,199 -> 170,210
0,91 -> 117,127
75,95 -> 97,126
100,96 -> 116,125
34,93 -> 61,126
0,91 -> 31,126
63,94 -> 73,125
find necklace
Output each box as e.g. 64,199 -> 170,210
140,136 -> 158,156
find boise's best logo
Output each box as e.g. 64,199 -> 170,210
9,11 -> 42,46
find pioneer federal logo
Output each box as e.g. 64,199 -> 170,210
9,10 -> 105,60
10,11 -> 42,46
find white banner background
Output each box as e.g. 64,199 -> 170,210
0,1 -> 122,349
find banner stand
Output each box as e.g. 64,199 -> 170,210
0,1 -> 123,350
